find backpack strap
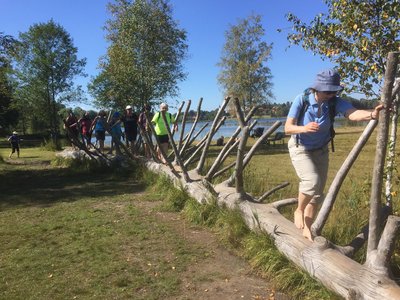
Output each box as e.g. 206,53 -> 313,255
295,90 -> 337,152
328,97 -> 337,152
296,89 -> 311,147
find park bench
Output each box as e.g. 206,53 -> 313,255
266,131 -> 285,145
250,127 -> 264,138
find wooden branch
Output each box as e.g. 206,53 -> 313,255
179,98 -> 203,156
385,94 -> 398,208
138,123 -> 160,163
191,115 -> 226,172
178,99 -> 191,151
367,52 -> 399,257
161,111 -> 191,182
226,121 -> 282,186
258,182 -> 290,203
205,119 -> 258,181
235,126 -> 250,197
196,97 -> 230,173
366,215 -> 400,277
210,121 -> 259,180
336,206 -> 392,258
171,101 -> 185,139
311,120 -> 378,236
271,198 -> 298,209
180,123 -> 209,157
233,97 -> 246,128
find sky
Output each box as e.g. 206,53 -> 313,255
1,0 -> 335,112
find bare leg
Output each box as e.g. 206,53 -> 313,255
303,202 -> 318,241
160,143 -> 169,163
294,192 -> 313,229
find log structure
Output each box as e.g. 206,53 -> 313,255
68,52 -> 400,299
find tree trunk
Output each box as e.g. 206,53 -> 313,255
367,52 -> 398,258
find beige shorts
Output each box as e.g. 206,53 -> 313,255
288,137 -> 329,204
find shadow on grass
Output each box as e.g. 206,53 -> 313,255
0,166 -> 146,210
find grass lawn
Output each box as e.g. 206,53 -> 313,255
0,147 -> 210,299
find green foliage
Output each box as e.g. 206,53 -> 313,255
89,0 -> 188,111
40,138 -> 62,151
286,0 -> 400,98
218,14 -> 274,112
12,19 -> 86,136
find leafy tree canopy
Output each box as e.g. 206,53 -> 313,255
218,14 -> 274,113
285,0 -> 400,98
89,0 -> 188,112
13,19 -> 86,136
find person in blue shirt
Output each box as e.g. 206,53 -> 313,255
284,69 -> 384,241
91,110 -> 107,153
109,111 -> 123,155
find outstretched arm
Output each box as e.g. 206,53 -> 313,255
345,104 -> 384,121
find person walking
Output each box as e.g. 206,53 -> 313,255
78,111 -> 92,148
121,105 -> 138,155
151,102 -> 177,163
8,131 -> 21,158
284,68 -> 384,241
64,110 -> 79,147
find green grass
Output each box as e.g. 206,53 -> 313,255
2,125 -> 400,299
0,150 -> 211,300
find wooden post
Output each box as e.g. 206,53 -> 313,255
367,52 -> 399,258
177,100 -> 191,151
180,98 -> 203,155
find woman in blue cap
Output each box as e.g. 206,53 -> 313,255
285,69 -> 384,241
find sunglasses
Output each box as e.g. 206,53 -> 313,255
321,91 -> 337,95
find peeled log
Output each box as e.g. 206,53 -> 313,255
145,160 -> 400,300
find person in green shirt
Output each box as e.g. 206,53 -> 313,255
151,102 -> 177,163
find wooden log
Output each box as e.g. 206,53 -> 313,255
179,98 -> 203,155
180,122 -> 209,158
177,99 -> 191,151
258,182 -> 290,203
145,157 -> 400,300
366,215 -> 400,277
205,106 -> 258,181
368,52 -> 399,257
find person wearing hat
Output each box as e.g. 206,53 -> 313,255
284,68 -> 384,241
151,102 -> 178,163
8,131 -> 21,158
121,105 -> 138,155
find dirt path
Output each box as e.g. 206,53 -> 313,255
136,200 -> 290,300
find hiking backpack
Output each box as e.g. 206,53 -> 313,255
296,89 -> 337,152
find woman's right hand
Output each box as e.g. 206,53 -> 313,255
304,122 -> 320,133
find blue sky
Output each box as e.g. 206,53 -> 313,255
1,0 -> 335,111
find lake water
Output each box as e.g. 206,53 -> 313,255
103,117 -> 287,145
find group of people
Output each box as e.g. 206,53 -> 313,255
63,102 -> 177,161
